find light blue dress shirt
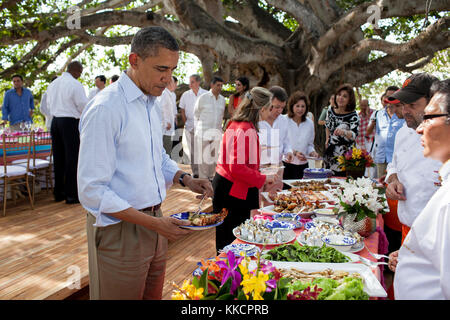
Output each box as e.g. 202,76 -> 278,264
372,108 -> 391,163
385,114 -> 405,163
78,71 -> 180,227
2,87 -> 34,125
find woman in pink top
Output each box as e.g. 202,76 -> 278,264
213,86 -> 275,252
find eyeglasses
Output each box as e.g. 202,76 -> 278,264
420,113 -> 449,126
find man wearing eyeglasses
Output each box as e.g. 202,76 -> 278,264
384,73 -> 442,248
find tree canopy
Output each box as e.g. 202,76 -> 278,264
1,0 -> 449,135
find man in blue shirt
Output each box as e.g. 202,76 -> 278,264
367,86 -> 399,177
1,74 -> 34,131
78,26 -> 213,300
385,101 -> 405,163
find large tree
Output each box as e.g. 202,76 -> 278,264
1,0 -> 449,150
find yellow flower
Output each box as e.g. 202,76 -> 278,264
337,155 -> 345,164
241,271 -> 269,300
171,280 -> 204,300
352,148 -> 362,159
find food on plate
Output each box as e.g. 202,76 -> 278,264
261,242 -> 350,263
188,209 -> 228,226
282,270 -> 369,300
234,218 -> 295,244
270,190 -> 329,213
300,221 -> 362,247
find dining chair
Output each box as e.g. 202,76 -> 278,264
13,131 -> 53,202
0,133 -> 34,216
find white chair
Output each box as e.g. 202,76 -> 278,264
0,133 -> 34,216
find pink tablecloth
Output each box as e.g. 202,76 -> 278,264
219,212 -> 387,299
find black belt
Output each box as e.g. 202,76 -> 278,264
141,204 -> 161,212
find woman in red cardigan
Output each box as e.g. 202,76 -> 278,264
213,86 -> 275,252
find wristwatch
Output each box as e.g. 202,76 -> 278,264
179,172 -> 191,187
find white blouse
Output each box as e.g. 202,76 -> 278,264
394,160 -> 450,299
283,115 -> 316,165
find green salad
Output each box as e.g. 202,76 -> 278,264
261,242 -> 350,263
288,277 -> 369,300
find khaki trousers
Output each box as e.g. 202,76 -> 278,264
86,209 -> 167,300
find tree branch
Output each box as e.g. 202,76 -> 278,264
318,16 -> 449,80
316,0 -> 450,53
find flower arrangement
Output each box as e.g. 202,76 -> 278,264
337,147 -> 374,171
171,249 -> 370,300
335,177 -> 387,222
172,250 -> 290,300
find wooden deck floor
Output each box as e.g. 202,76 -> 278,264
0,166 -> 216,300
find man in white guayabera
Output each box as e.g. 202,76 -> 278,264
194,76 -> 226,181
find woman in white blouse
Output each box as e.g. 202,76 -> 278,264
282,91 -> 319,180
388,79 -> 450,299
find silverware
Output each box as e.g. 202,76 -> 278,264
194,194 -> 206,215
357,255 -> 388,268
364,243 -> 390,260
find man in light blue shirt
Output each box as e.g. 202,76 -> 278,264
78,27 -> 213,300
385,103 -> 405,164
1,74 -> 34,131
367,86 -> 399,177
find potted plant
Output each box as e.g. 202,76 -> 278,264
336,147 -> 374,179
335,177 -> 387,237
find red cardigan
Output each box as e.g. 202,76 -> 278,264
216,120 -> 266,200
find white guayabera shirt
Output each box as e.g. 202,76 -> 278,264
395,160 -> 450,299
385,123 -> 442,227
193,90 -> 226,140
258,115 -> 293,165
179,87 -> 208,132
78,72 -> 179,227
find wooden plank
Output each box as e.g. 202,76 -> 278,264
0,165 -> 217,300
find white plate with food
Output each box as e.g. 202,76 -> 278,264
283,178 -> 343,190
250,261 -> 387,298
170,210 -> 228,230
259,205 -> 315,218
233,226 -> 297,246
297,232 -> 364,253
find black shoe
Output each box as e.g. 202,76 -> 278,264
66,197 -> 80,204
55,195 -> 65,202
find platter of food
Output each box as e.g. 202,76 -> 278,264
260,242 -> 360,263
233,218 -> 297,245
250,261 -> 387,298
298,220 -> 364,253
259,205 -> 315,217
170,209 -> 228,230
283,178 -> 343,190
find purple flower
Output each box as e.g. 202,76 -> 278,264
216,251 -> 244,294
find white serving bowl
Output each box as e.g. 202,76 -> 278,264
322,234 -> 357,252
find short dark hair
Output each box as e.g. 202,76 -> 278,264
131,26 -> 179,59
67,61 -> 83,73
12,74 -> 23,81
287,91 -> 309,122
190,74 -> 202,82
430,79 -> 450,115
95,75 -> 106,83
269,86 -> 288,102
111,75 -> 119,83
334,83 -> 356,112
211,76 -> 224,84
385,86 -> 399,94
